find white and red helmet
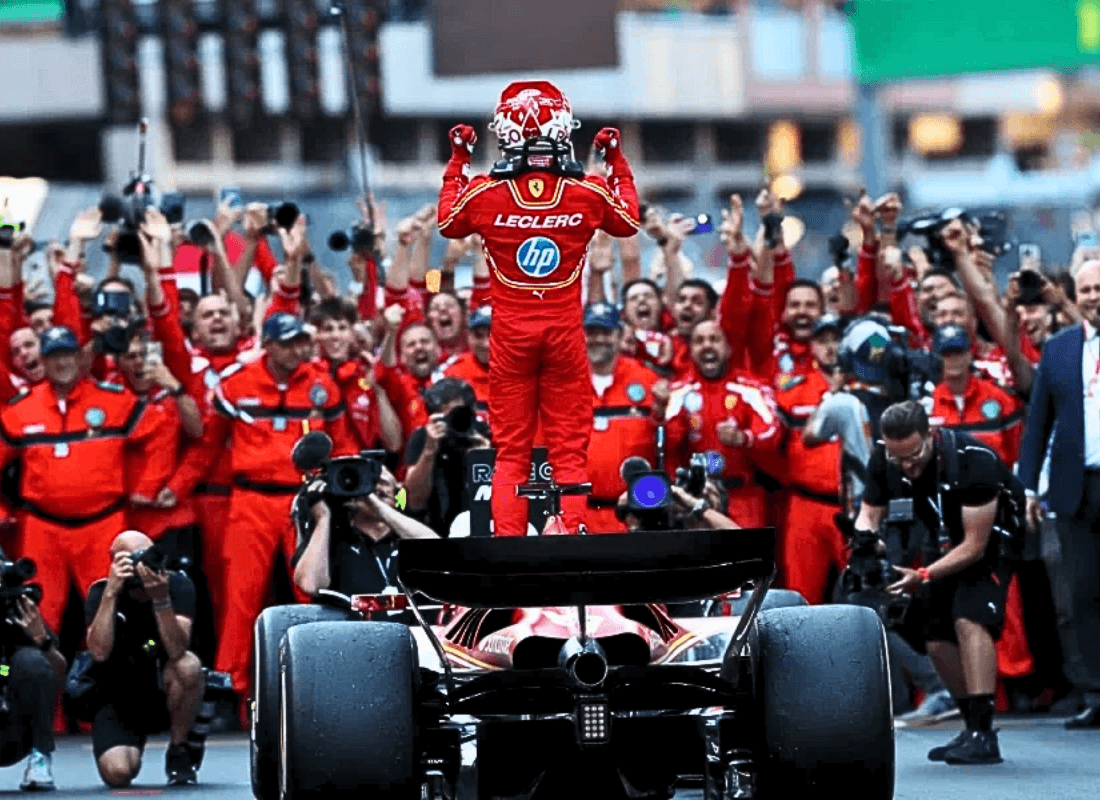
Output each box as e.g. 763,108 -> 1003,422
489,81 -> 579,152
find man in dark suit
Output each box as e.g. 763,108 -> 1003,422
1019,259 -> 1100,728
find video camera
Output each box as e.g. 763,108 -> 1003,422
0,558 -> 42,620
489,136 -> 585,179
836,506 -> 913,629
292,431 -> 386,499
898,207 -> 1013,270
99,120 -> 186,265
619,453 -> 718,531
839,317 -> 941,403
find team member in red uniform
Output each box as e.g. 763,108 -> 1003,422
768,316 -> 853,604
932,292 -> 1035,393
927,325 -> 1024,466
426,292 -> 469,361
310,298 -> 401,455
157,314 -> 353,703
580,304 -> 663,534
437,80 -> 640,535
665,321 -> 780,528
376,313 -> 435,442
442,306 -> 491,417
0,327 -> 171,632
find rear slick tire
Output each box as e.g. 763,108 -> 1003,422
279,621 -> 418,800
251,604 -> 348,800
754,604 -> 894,799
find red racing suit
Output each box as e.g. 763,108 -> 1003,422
664,365 -> 780,528
438,165 -> 640,535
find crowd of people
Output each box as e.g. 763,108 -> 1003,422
0,160 -> 1096,769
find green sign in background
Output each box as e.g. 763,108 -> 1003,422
850,0 -> 1100,83
0,1 -> 65,25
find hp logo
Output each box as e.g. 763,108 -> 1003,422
516,236 -> 561,278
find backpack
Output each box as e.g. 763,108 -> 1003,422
939,429 -> 1028,562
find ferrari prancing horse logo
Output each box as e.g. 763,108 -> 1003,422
528,178 -> 545,198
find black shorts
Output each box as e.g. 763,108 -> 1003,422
91,676 -> 170,760
920,562 -> 1013,644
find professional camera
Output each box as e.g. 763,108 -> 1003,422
0,558 -> 42,619
423,379 -> 481,449
898,207 -> 1013,270
99,120 -> 186,265
124,544 -> 191,591
327,223 -> 376,254
674,452 -> 711,497
837,520 -> 911,629
263,202 -> 300,233
292,431 -> 386,499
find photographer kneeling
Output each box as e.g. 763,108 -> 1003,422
405,378 -> 491,537
856,400 -> 1014,766
85,531 -> 204,788
0,552 -> 65,792
293,452 -> 439,599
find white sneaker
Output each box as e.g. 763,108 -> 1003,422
897,690 -> 961,727
20,749 -> 55,792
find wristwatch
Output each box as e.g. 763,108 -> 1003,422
37,637 -> 54,653
169,384 -> 186,398
689,499 -> 710,521
153,600 -> 172,613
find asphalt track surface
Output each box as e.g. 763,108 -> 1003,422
0,717 -> 1095,799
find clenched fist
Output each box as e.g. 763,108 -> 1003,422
593,128 -> 624,161
449,125 -> 477,159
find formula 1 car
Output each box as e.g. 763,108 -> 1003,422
252,528 -> 894,800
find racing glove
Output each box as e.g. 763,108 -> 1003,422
444,124 -> 477,180
593,126 -> 634,181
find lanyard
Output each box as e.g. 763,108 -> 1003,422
928,484 -> 953,554
1089,335 -> 1100,396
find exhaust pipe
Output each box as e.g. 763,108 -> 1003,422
559,637 -> 609,690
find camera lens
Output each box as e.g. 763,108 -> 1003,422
328,230 -> 350,251
333,465 -> 360,494
446,406 -> 474,436
274,202 -> 299,230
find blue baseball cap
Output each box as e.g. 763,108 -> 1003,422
468,306 -> 492,329
583,302 -> 620,330
934,324 -> 971,354
262,313 -> 310,344
40,326 -> 79,357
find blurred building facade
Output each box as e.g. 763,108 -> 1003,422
3,0 -> 1100,269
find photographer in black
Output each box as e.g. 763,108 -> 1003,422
856,400 -> 1012,765
404,378 -> 491,536
0,553 -> 64,792
84,531 -> 205,788
291,437 -> 439,599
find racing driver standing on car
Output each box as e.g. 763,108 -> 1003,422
438,81 -> 641,536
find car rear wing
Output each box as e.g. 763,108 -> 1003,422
396,528 -> 775,608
